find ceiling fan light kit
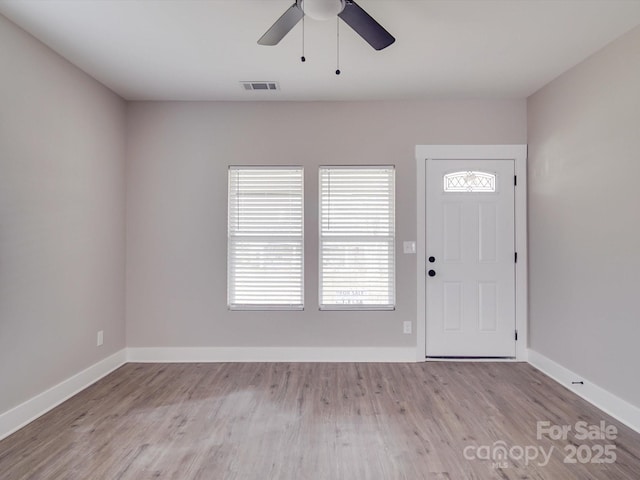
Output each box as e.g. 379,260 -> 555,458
302,0 -> 345,21
258,0 -> 394,74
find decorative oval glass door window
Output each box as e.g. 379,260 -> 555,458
443,171 -> 496,193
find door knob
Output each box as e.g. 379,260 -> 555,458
428,270 -> 436,277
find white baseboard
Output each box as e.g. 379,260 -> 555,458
0,349 -> 127,441
528,349 -> 640,434
127,346 -> 417,363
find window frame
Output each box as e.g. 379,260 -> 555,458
227,165 -> 304,311
318,165 -> 396,311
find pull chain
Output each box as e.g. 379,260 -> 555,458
335,17 -> 341,75
301,13 -> 306,62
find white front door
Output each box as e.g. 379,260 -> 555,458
426,159 -> 515,357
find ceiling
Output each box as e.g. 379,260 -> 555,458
1,0 -> 640,101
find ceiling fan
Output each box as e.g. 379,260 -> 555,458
258,0 -> 395,51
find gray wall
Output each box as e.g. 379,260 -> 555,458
0,15 -> 126,414
126,100 -> 527,348
527,26 -> 640,407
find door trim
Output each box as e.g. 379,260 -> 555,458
415,145 -> 528,362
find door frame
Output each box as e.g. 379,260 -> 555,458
415,145 -> 528,362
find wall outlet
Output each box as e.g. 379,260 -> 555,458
403,321 -> 412,334
97,330 -> 104,347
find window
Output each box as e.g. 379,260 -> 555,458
444,171 -> 496,193
319,166 -> 395,310
227,167 -> 303,310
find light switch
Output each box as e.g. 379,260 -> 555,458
403,241 -> 416,254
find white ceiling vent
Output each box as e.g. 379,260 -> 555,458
240,81 -> 279,91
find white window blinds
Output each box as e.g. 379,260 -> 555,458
319,166 -> 395,310
228,167 -> 304,310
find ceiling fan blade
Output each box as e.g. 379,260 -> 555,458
338,0 -> 395,51
258,3 -> 304,46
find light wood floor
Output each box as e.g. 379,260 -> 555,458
1,362 -> 639,479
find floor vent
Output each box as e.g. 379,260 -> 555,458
240,81 -> 279,91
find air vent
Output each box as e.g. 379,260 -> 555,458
240,81 -> 279,91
